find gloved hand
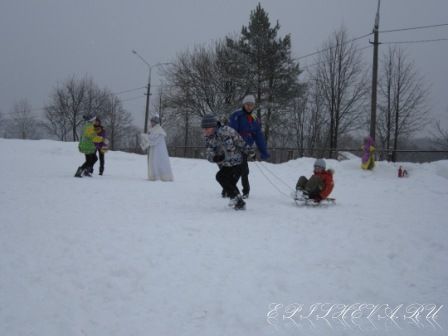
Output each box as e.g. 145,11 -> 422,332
212,154 -> 225,163
247,149 -> 256,161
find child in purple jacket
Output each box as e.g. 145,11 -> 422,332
92,118 -> 109,175
361,136 -> 375,170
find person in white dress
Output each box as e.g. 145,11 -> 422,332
139,116 -> 173,181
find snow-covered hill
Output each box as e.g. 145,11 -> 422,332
1,138 -> 447,336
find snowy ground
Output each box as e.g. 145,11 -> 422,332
0,138 -> 447,336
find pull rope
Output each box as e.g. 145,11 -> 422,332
253,161 -> 295,199
257,161 -> 293,190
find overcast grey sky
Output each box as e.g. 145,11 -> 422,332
1,0 -> 447,132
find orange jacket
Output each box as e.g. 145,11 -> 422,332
314,169 -> 334,199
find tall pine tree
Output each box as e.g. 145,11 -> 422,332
226,3 -> 302,141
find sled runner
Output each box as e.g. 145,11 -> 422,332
291,190 -> 336,207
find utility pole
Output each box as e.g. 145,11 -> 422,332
144,70 -> 151,133
369,0 -> 381,141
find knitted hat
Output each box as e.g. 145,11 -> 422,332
150,115 -> 160,124
242,95 -> 256,105
201,114 -> 218,128
314,158 -> 326,169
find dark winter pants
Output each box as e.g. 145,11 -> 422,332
240,154 -> 250,195
96,150 -> 105,174
216,165 -> 242,199
296,175 -> 324,199
81,153 -> 98,171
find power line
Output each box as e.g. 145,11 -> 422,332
120,95 -> 146,103
113,86 -> 146,96
293,23 -> 448,63
379,23 -> 448,34
381,37 -> 448,45
300,45 -> 373,71
294,32 -> 373,61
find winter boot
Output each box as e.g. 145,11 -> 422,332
292,190 -> 309,201
83,169 -> 92,177
233,195 -> 246,210
242,193 -> 249,199
74,167 -> 84,178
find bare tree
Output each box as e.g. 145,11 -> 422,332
308,27 -> 369,158
44,76 -> 106,141
0,110 -> 5,137
7,99 -> 40,139
100,93 -> 135,150
273,94 -> 307,149
44,94 -> 71,141
377,46 -> 430,161
270,84 -> 310,150
163,44 -> 234,148
164,44 -> 234,119
303,78 -> 329,156
276,77 -> 329,157
431,114 -> 448,149
44,75 -> 136,149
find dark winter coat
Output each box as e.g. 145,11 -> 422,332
228,107 -> 269,160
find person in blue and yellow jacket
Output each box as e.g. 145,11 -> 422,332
228,95 -> 270,199
74,115 -> 98,177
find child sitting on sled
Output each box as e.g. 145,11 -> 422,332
295,158 -> 334,202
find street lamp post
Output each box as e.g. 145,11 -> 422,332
131,50 -> 172,133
